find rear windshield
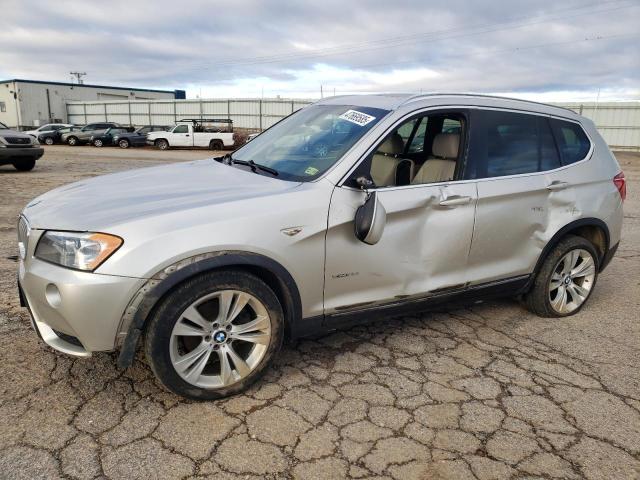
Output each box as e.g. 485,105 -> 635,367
232,105 -> 389,181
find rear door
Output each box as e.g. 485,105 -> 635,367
463,109 -> 564,284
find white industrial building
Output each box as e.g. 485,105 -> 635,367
0,79 -> 185,129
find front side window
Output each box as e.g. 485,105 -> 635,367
173,125 -> 189,134
232,105 -> 389,182
349,111 -> 465,188
466,110 -> 560,179
550,119 -> 591,165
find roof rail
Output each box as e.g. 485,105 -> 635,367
397,93 -> 577,114
177,118 -> 233,123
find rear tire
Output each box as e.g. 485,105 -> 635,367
209,140 -> 224,150
522,235 -> 599,317
144,270 -> 284,400
93,139 -> 103,147
44,137 -> 54,145
155,139 -> 169,150
118,139 -> 130,149
67,136 -> 78,146
12,159 -> 36,171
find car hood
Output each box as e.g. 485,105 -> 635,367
0,128 -> 33,140
23,159 -> 302,231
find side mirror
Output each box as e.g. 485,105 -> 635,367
354,189 -> 386,245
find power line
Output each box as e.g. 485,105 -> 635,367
181,0 -> 636,71
345,31 -> 639,72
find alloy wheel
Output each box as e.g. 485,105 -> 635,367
169,290 -> 271,388
548,248 -> 596,314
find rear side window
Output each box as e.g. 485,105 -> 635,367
465,110 -> 561,179
550,119 -> 591,165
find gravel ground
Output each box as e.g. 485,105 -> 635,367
1,145 -> 639,480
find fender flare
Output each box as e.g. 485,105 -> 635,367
116,251 -> 302,368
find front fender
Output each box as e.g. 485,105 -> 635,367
116,250 -> 302,368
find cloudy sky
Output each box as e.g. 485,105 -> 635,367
1,0 -> 639,101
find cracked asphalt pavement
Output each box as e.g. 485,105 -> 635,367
1,146 -> 639,480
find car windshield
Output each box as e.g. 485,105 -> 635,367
231,105 -> 389,181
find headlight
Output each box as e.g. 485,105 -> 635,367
35,231 -> 123,271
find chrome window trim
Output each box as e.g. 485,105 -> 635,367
336,104 -> 594,192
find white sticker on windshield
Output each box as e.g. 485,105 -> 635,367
339,110 -> 376,126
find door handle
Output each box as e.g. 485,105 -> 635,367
185,134 -> 190,137
439,195 -> 472,207
547,181 -> 569,191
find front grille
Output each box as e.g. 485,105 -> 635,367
17,216 -> 30,260
4,136 -> 31,145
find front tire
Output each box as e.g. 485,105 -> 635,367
44,137 -> 54,145
93,139 -> 103,147
155,139 -> 169,150
523,235 -> 599,317
118,139 -> 130,149
12,159 -> 36,171
144,270 -> 284,400
67,136 -> 78,146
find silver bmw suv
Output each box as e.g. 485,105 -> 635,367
17,94 -> 625,399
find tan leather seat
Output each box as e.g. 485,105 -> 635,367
412,133 -> 459,184
370,133 -> 414,187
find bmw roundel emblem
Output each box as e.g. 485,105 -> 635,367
214,331 -> 227,343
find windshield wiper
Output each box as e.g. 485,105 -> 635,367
231,158 -> 279,176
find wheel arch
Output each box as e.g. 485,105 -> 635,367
116,251 -> 302,368
532,217 -> 610,281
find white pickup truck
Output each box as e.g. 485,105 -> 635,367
147,119 -> 236,150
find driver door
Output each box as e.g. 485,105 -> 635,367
171,125 -> 192,146
323,111 -> 478,316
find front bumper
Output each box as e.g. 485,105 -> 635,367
18,233 -> 145,356
0,146 -> 44,165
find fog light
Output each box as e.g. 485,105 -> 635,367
45,283 -> 62,308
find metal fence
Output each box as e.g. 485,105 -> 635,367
66,98 -> 313,131
66,98 -> 640,150
553,102 -> 640,152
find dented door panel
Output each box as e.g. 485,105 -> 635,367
324,182 -> 477,313
467,174 -> 557,284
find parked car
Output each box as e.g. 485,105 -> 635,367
112,125 -> 171,149
38,126 -> 83,145
0,121 -> 44,171
17,94 -> 625,400
23,123 -> 74,138
246,132 -> 261,142
90,128 -> 130,147
146,118 -> 236,150
61,122 -> 122,146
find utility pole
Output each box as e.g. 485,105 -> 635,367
69,72 -> 87,84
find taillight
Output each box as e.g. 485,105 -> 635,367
613,172 -> 626,202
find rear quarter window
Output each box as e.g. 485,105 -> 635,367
550,119 -> 591,165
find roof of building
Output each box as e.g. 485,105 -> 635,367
0,78 -> 177,94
